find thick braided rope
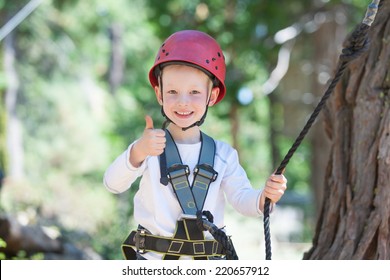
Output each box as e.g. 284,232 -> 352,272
196,210 -> 239,260
212,229 -> 239,260
262,2 -> 377,260
263,61 -> 349,260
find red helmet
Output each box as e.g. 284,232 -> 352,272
149,30 -> 226,104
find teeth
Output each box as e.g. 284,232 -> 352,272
177,112 -> 192,115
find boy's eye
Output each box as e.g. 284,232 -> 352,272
167,90 -> 177,94
190,90 -> 201,94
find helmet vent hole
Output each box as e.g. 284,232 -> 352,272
162,49 -> 166,53
157,56 -> 160,60
215,66 -> 218,70
206,59 -> 210,64
212,58 -> 216,61
217,52 -> 221,57
165,52 -> 169,56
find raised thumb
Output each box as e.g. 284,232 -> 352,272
145,115 -> 154,130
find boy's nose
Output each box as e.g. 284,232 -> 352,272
177,93 -> 190,105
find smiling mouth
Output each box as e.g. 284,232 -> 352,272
175,111 -> 193,117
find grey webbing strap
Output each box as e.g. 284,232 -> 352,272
162,130 -> 217,215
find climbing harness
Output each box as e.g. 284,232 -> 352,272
159,130 -> 218,214
122,129 -> 238,260
122,224 -> 225,260
262,0 -> 381,260
160,130 -> 238,260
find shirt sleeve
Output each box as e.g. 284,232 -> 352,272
103,141 -> 147,194
220,147 -> 263,217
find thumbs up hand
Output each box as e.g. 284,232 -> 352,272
141,115 -> 166,156
130,116 -> 166,167
144,115 -> 154,130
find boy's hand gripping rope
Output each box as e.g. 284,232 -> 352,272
262,0 -> 381,260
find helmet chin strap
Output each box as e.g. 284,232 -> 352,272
160,105 -> 209,131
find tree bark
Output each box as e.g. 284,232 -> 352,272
304,0 -> 390,259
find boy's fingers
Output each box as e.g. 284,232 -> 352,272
145,115 -> 154,130
270,173 -> 287,183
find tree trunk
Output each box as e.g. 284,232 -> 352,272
268,92 -> 281,169
229,101 -> 240,150
304,0 -> 390,259
4,32 -> 24,179
107,23 -> 124,95
0,215 -> 62,257
0,214 -> 102,259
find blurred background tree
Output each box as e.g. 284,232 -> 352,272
0,0 -> 386,260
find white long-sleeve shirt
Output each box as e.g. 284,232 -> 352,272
103,138 -> 264,259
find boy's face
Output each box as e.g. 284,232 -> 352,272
154,64 -> 220,129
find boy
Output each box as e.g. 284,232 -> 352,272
103,30 -> 287,260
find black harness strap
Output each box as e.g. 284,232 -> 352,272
121,225 -> 224,259
163,219 -> 208,260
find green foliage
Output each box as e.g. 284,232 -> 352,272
0,0 -> 370,259
0,237 -> 6,259
0,0 -> 151,259
0,97 -> 5,173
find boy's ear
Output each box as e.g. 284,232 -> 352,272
208,87 -> 220,107
154,86 -> 163,105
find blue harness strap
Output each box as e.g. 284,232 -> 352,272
159,130 -> 218,215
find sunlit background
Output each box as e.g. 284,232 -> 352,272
0,0 -> 370,259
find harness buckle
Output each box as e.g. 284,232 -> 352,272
194,164 -> 218,182
135,229 -> 146,254
167,164 -> 190,180
178,213 -> 197,221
